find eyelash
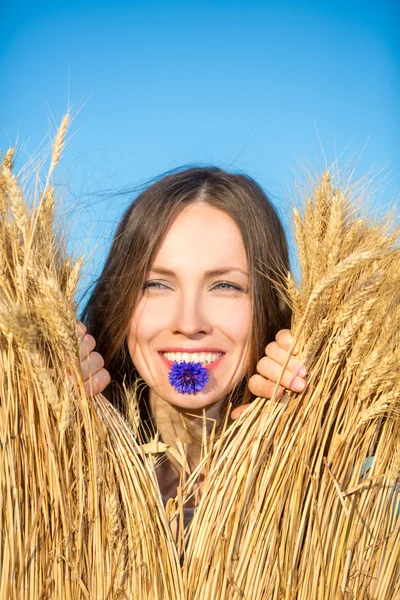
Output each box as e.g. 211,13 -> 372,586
143,281 -> 168,290
213,282 -> 243,291
143,281 -> 244,292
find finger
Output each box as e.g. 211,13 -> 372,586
231,404 -> 251,420
76,320 -> 87,340
84,368 -> 111,396
256,356 -> 307,393
247,373 -> 285,399
265,343 -> 307,377
79,334 -> 96,361
275,329 -> 298,354
80,351 -> 105,382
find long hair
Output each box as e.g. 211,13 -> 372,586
81,167 -> 291,413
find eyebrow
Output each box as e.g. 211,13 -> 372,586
150,266 -> 249,277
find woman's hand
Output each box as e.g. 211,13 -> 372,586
76,321 -> 111,396
231,329 -> 307,420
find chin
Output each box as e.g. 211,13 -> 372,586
156,385 -> 227,412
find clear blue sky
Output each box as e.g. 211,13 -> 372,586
1,0 -> 399,298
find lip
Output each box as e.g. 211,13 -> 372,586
159,347 -> 225,353
158,349 -> 226,372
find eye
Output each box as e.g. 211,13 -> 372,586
143,280 -> 170,291
212,281 -> 245,292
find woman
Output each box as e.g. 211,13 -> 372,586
78,167 -> 307,501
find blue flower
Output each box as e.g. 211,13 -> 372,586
168,360 -> 209,394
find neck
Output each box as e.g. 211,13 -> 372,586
149,389 -> 225,499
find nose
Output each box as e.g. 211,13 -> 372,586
169,290 -> 212,337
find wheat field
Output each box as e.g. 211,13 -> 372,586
0,115 -> 399,599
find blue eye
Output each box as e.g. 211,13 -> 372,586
213,282 -> 243,291
143,280 -> 246,292
143,281 -> 168,290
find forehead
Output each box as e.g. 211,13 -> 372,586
153,203 -> 248,270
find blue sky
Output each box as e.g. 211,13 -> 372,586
1,0 -> 399,297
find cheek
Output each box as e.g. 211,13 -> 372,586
127,299 -> 169,356
223,299 -> 252,380
212,297 -> 252,344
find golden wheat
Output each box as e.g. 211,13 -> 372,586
0,117 -> 398,599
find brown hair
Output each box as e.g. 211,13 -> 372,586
81,167 -> 291,412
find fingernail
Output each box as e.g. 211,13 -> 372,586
293,377 -> 306,392
297,366 -> 307,377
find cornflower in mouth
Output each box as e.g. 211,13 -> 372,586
168,361 -> 210,394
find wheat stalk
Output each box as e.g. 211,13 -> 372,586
1,122 -> 398,599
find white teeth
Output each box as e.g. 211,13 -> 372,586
162,351 -> 223,365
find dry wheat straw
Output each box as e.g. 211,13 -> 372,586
1,120 -> 398,599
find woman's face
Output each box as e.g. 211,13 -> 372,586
127,203 -> 252,411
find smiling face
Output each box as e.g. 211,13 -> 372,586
127,203 -> 252,411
